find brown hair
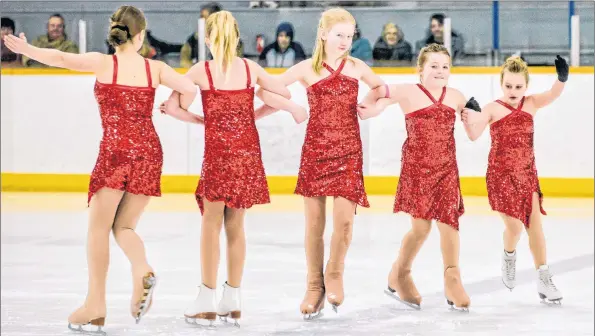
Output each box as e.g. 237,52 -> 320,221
107,6 -> 147,47
416,43 -> 450,81
500,55 -> 529,85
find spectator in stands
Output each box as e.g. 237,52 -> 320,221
23,13 -> 78,67
415,13 -> 464,60
249,1 -> 279,8
180,2 -> 244,68
106,30 -> 182,60
258,22 -> 306,68
372,22 -> 413,63
350,23 -> 372,65
1,17 -> 20,67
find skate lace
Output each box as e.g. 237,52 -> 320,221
541,272 -> 558,291
505,259 -> 516,281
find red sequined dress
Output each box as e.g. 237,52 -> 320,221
295,59 -> 369,208
89,55 -> 162,203
393,84 -> 464,229
195,59 -> 270,214
487,97 -> 546,227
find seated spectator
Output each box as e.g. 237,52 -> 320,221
1,17 -> 20,67
372,22 -> 412,63
415,13 -> 465,60
23,13 -> 78,67
350,23 -> 372,65
106,30 -> 182,60
258,22 -> 306,68
180,2 -> 244,68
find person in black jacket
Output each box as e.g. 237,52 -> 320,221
258,22 -> 306,68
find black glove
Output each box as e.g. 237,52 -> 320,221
464,97 -> 481,112
554,55 -> 569,82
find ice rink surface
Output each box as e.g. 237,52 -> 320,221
2,193 -> 593,336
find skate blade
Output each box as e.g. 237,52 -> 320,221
446,299 -> 470,313
218,315 -> 240,328
384,289 -> 421,310
135,274 -> 157,324
302,310 -> 324,321
185,317 -> 217,329
67,323 -> 107,336
539,293 -> 563,306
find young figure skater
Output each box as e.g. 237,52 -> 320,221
162,10 -> 306,327
3,5 -> 197,333
358,43 -> 480,312
461,55 -> 568,304
254,7 -> 386,319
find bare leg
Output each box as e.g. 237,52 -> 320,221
223,207 -> 247,288
324,197 -> 356,309
200,199 -> 226,289
111,192 -> 154,318
387,218 -> 431,306
437,221 -> 470,308
300,196 -> 326,316
525,192 -> 547,269
499,213 -> 524,253
68,188 -> 124,324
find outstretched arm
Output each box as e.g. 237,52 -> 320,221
254,61 -> 305,119
161,91 -> 204,124
529,55 -> 568,109
461,97 -> 491,141
4,33 -> 102,72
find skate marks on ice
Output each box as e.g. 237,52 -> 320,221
264,253 -> 594,336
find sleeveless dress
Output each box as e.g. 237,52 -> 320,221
195,58 -> 270,214
295,59 -> 369,208
393,84 -> 464,230
89,54 -> 162,203
486,97 -> 546,227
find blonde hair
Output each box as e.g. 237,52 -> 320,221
416,43 -> 451,82
312,8 -> 356,74
206,10 -> 240,82
500,55 -> 529,84
108,6 -> 146,47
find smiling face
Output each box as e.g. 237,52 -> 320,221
323,22 -> 354,58
501,71 -> 528,105
419,52 -> 451,88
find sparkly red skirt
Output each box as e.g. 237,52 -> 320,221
487,165 -> 546,228
393,160 -> 464,230
88,146 -> 163,204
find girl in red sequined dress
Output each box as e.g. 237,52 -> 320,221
3,6 -> 197,332
462,56 -> 568,304
359,44 -> 481,311
255,8 -> 386,319
162,11 -> 305,327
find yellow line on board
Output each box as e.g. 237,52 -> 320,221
2,66 -> 593,76
1,173 -> 592,197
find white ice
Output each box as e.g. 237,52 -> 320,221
1,195 -> 593,336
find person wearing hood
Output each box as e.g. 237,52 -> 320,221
372,22 -> 413,63
258,22 -> 306,68
415,13 -> 465,60
350,23 -> 372,65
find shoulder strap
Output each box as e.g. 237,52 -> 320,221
437,86 -> 447,104
242,58 -> 251,88
144,58 -> 152,88
111,54 -> 118,84
416,84 -> 437,104
518,96 -> 526,111
495,100 -> 516,112
204,61 -> 215,90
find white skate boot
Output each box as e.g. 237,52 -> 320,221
184,285 -> 217,327
501,250 -> 517,291
537,265 -> 563,305
217,282 -> 241,328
